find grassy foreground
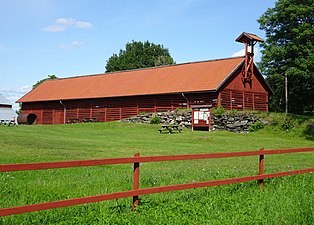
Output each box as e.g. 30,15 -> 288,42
0,121 -> 313,224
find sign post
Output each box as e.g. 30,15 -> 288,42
191,105 -> 212,131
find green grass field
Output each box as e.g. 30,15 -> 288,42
0,121 -> 313,224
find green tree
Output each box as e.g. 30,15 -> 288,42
258,0 -> 314,114
33,75 -> 58,89
105,41 -> 175,72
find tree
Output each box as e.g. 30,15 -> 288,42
105,41 -> 175,72
257,0 -> 314,114
33,75 -> 58,89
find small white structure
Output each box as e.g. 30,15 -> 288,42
0,94 -> 17,124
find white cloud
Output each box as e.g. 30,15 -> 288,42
232,47 -> 260,57
56,17 -> 76,26
20,85 -> 32,93
75,21 -> 93,29
59,41 -> 83,49
42,25 -> 65,32
42,17 -> 93,32
0,85 -> 32,111
232,49 -> 245,57
71,41 -> 83,47
0,85 -> 31,96
59,44 -> 67,49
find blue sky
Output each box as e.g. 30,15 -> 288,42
0,0 -> 276,109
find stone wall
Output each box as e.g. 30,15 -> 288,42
122,110 -> 266,133
122,111 -> 191,127
212,113 -> 262,132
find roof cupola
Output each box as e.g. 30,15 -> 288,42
236,32 -> 264,87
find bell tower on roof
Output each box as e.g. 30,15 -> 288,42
236,32 -> 264,88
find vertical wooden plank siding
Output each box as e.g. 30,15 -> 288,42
230,90 -> 233,110
242,91 -> 245,110
218,89 -> 268,112
21,90 -> 267,125
217,92 -> 221,107
252,92 -> 255,111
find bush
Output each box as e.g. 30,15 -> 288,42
150,116 -> 161,124
249,121 -> 264,132
175,108 -> 191,116
226,109 -> 238,116
303,122 -> 314,140
212,106 -> 226,117
280,116 -> 295,131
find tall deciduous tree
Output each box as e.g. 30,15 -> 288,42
258,0 -> 314,114
33,75 -> 58,89
105,41 -> 175,72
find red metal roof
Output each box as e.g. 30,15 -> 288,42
17,57 -> 244,103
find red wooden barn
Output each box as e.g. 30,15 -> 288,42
17,33 -> 272,125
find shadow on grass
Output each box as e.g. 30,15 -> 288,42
303,122 -> 314,141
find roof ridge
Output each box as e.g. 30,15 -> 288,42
48,56 -> 245,81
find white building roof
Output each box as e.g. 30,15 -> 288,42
0,93 -> 13,106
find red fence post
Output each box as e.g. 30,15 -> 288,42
259,148 -> 264,189
132,153 -> 140,210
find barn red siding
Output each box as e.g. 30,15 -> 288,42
218,67 -> 269,111
21,92 -> 218,124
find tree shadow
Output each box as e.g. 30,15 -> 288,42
303,122 -> 314,141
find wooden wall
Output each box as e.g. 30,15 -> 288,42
220,89 -> 268,111
21,92 -> 218,124
218,66 -> 269,111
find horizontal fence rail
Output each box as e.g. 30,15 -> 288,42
0,147 -> 313,217
1,147 -> 313,172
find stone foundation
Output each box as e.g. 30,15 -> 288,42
122,110 -> 267,133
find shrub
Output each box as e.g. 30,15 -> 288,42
175,108 -> 188,113
280,116 -> 295,131
303,122 -> 314,140
175,108 -> 191,116
226,109 -> 238,116
249,121 -> 264,132
150,116 -> 161,124
212,106 -> 226,117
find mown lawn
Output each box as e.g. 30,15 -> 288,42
0,122 -> 313,224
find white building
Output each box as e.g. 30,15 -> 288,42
0,93 -> 17,124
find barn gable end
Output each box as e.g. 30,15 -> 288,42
217,64 -> 271,111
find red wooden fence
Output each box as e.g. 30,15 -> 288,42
0,147 -> 313,217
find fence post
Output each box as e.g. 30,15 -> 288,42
259,148 -> 264,189
132,153 -> 140,210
